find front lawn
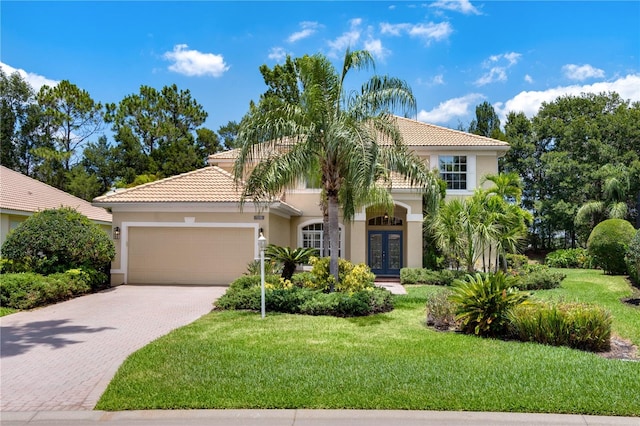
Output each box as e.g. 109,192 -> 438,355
96,270 -> 639,415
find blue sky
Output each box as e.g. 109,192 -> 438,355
2,1 -> 639,136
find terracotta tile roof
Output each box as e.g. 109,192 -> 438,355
0,165 -> 112,223
390,116 -> 510,147
93,166 -> 244,204
208,117 -> 508,166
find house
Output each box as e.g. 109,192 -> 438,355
92,117 -> 509,286
0,165 -> 112,246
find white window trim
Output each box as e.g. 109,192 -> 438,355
297,219 -> 345,258
431,154 -> 476,196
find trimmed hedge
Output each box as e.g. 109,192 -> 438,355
215,273 -> 393,317
0,268 -> 106,309
400,268 -> 466,286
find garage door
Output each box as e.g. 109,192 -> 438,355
128,227 -> 254,285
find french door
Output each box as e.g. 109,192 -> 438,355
368,231 -> 402,276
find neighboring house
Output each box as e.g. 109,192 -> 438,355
0,165 -> 113,246
93,117 -> 509,286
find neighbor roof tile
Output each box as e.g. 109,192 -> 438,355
0,165 -> 112,223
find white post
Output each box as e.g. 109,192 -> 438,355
258,232 -> 267,319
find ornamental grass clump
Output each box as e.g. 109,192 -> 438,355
449,272 -> 528,337
510,302 -> 612,352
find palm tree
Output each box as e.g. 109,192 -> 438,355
482,172 -> 523,203
234,49 -> 438,289
575,164 -> 630,243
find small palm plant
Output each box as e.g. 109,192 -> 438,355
449,272 -> 528,337
265,245 -> 318,281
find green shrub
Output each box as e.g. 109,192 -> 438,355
1,207 -> 115,275
514,268 -> 566,290
216,274 -> 393,317
587,219 -> 635,275
426,289 -> 456,330
449,272 -> 529,337
290,271 -> 316,288
626,229 -> 640,285
214,286 -> 261,310
299,288 -> 393,317
545,248 -> 594,269
510,302 -> 611,352
0,269 -> 95,309
505,253 -> 529,271
400,268 -> 465,286
308,257 -> 375,293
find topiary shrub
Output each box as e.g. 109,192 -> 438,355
626,229 -> 640,285
1,207 -> 115,276
449,272 -> 529,337
587,219 -> 635,275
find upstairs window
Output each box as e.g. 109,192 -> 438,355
439,155 -> 467,190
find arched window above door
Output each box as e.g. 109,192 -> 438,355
368,215 -> 403,226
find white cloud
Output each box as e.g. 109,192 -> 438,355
417,74 -> 445,86
268,47 -> 288,62
380,23 -> 409,36
476,68 -> 507,86
562,64 -> 605,81
475,52 -> 521,86
163,44 -> 229,77
0,62 -> 59,92
417,93 -> 484,124
328,19 -> 362,57
495,74 -> 640,123
430,0 -> 481,15
524,74 -> 534,84
364,38 -> 389,61
287,21 -> 321,43
380,21 -> 452,45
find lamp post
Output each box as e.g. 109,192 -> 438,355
258,232 -> 267,319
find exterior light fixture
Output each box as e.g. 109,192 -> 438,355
258,232 -> 267,319
113,226 -> 120,240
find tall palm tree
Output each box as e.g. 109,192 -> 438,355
234,49 -> 438,288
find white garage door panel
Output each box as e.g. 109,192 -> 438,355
128,227 -> 253,285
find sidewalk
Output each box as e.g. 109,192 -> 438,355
2,409 -> 638,426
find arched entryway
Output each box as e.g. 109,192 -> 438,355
366,205 -> 407,277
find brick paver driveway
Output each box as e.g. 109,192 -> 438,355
0,285 -> 227,411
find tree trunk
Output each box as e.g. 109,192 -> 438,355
327,191 -> 340,292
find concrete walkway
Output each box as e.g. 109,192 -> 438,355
0,285 -> 227,412
2,409 -> 638,425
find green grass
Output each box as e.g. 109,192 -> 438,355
96,270 -> 640,415
0,306 -> 18,316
